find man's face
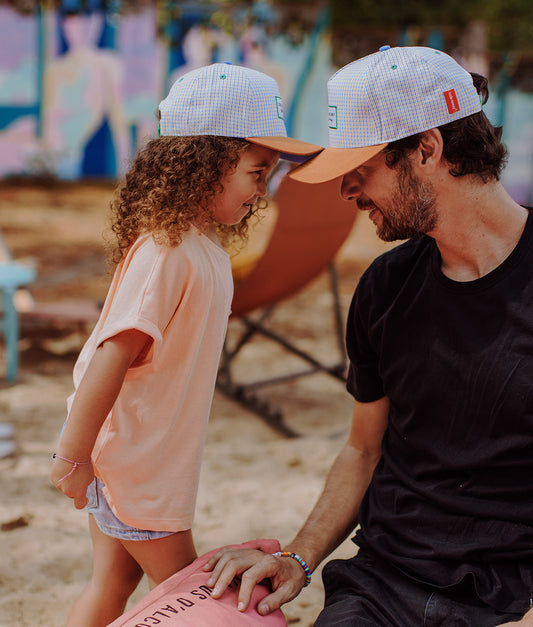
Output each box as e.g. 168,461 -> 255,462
340,151 -> 438,242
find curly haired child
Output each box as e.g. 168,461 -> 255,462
50,63 -> 322,627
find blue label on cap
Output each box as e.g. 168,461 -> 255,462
379,45 -> 391,52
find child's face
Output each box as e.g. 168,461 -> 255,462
212,144 -> 279,225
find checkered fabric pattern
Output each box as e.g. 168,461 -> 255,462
328,46 -> 482,149
159,63 -> 287,138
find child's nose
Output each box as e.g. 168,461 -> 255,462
256,178 -> 267,196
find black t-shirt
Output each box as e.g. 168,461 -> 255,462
346,209 -> 533,613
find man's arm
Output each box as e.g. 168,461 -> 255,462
205,396 -> 389,614
284,395 -> 389,570
498,609 -> 533,626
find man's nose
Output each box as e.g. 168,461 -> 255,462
340,172 -> 361,201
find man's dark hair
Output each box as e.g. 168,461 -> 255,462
384,73 -> 508,182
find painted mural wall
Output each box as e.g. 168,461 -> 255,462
0,2 -> 331,180
0,2 -> 531,206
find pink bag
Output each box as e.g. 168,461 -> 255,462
107,539 -> 287,626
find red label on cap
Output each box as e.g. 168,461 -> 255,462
444,89 -> 460,114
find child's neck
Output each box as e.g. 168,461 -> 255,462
199,223 -> 224,249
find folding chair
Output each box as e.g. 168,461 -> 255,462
217,174 -> 356,437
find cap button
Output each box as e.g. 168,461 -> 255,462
379,45 -> 391,52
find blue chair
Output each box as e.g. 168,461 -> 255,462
0,262 -> 37,381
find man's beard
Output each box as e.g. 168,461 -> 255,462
359,162 -> 438,242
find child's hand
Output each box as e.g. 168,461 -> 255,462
203,547 -> 306,615
50,456 -> 94,510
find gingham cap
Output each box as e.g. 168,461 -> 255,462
159,63 -> 322,161
290,46 -> 482,183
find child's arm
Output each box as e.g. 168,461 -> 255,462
51,329 -> 152,509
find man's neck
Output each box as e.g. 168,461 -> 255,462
431,180 -> 528,282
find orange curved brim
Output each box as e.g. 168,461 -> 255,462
246,136 -> 323,162
288,144 -> 388,184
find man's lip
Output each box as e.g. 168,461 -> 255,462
369,208 -> 379,221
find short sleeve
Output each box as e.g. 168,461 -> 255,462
345,268 -> 385,402
95,238 -> 190,359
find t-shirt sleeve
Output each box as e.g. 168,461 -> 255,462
345,266 -> 385,402
95,241 -> 190,362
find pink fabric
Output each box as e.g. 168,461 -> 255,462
107,539 -> 287,626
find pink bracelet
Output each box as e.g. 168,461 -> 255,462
52,453 -> 91,485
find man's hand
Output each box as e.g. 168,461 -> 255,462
50,456 -> 94,509
203,547 -> 307,614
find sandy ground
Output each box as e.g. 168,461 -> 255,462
0,181 -> 394,627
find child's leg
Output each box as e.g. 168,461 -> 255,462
66,515 -> 144,627
121,528 -> 197,589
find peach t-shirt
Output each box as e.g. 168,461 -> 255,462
67,229 -> 233,531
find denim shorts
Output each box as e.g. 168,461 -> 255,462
86,477 -> 174,541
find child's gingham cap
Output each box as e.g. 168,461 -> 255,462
290,46 -> 482,183
159,63 -> 322,162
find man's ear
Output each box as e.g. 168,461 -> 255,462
414,129 -> 443,172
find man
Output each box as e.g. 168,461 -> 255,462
205,46 -> 533,626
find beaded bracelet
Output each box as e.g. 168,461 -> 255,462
52,453 -> 91,485
272,551 -> 312,587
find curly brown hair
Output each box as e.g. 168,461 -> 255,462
383,73 -> 508,183
107,136 -> 267,266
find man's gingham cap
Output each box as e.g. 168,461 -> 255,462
290,46 -> 482,183
159,63 -> 322,161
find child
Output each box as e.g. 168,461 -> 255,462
50,62 -> 322,627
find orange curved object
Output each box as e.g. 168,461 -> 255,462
231,175 -> 356,317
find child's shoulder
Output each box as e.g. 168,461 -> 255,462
128,229 -> 226,264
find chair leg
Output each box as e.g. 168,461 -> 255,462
2,287 -> 19,381
328,263 -> 347,362
217,263 -> 348,437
